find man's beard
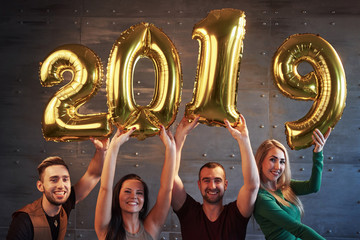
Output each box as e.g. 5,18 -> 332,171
44,189 -> 68,206
202,188 -> 223,204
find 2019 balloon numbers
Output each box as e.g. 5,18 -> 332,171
39,8 -> 346,150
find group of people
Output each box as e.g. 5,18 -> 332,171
7,114 -> 331,240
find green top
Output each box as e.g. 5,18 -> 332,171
254,151 -> 325,240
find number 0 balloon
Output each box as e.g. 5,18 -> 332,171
273,33 -> 347,150
107,22 -> 182,140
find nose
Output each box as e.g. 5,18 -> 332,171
274,161 -> 280,170
131,191 -> 137,199
56,180 -> 65,189
209,180 -> 216,189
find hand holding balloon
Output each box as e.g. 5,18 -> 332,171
312,128 -> 331,153
224,114 -> 250,143
174,116 -> 200,150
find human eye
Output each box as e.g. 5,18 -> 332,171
203,179 -> 210,183
280,159 -> 286,164
50,177 -> 58,183
136,191 -> 144,195
215,178 -> 222,183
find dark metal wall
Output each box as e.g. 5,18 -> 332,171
0,0 -> 359,239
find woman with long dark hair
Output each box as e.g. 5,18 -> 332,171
253,128 -> 331,240
95,126 -> 176,240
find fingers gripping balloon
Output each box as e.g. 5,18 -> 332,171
185,8 -> 246,127
272,33 -> 347,150
107,23 -> 182,140
40,44 -> 112,141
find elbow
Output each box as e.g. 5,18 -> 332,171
312,186 -> 321,193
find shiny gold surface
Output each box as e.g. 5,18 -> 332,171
185,8 -> 246,127
273,33 -> 347,150
40,44 -> 112,141
107,23 -> 182,140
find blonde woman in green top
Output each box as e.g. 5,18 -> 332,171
253,128 -> 331,240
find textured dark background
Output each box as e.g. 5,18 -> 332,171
0,0 -> 359,239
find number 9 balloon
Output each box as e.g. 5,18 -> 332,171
273,33 -> 347,150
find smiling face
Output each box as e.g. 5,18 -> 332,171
198,166 -> 228,204
261,147 -> 286,188
37,165 -> 71,206
119,179 -> 145,214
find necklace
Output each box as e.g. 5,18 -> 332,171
54,219 -> 58,227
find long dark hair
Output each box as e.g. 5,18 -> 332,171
106,174 -> 149,240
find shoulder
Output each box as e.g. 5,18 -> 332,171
7,212 -> 33,240
256,189 -> 276,204
174,194 -> 201,216
257,188 -> 273,198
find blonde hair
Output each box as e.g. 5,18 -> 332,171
255,139 -> 304,216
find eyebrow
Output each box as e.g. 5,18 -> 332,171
201,177 -> 223,181
270,155 -> 285,161
124,187 -> 143,192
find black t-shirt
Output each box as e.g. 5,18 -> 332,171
6,186 -> 76,240
174,194 -> 250,240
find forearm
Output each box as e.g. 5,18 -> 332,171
86,148 -> 107,178
291,151 -> 323,195
146,145 -> 176,235
95,187 -> 113,239
160,146 -> 176,195
238,137 -> 259,189
94,146 -> 119,238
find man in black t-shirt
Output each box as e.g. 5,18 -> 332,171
172,116 -> 260,240
7,138 -> 109,240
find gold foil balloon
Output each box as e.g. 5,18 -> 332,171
273,33 -> 347,150
185,8 -> 246,127
40,44 -> 112,141
107,22 -> 182,140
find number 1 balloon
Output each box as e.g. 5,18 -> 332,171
185,8 -> 246,127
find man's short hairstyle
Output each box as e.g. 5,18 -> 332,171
37,156 -> 69,181
198,162 -> 226,180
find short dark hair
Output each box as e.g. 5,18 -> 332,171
199,162 -> 226,180
37,156 -> 69,181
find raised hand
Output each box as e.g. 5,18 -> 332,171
312,127 -> 331,152
224,114 -> 249,142
159,125 -> 176,149
174,116 -> 199,149
109,127 -> 136,150
90,137 -> 110,152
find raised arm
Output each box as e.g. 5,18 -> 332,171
171,116 -> 199,211
224,114 -> 259,218
74,137 -> 109,203
144,125 -> 176,239
94,128 -> 135,240
291,127 -> 331,195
